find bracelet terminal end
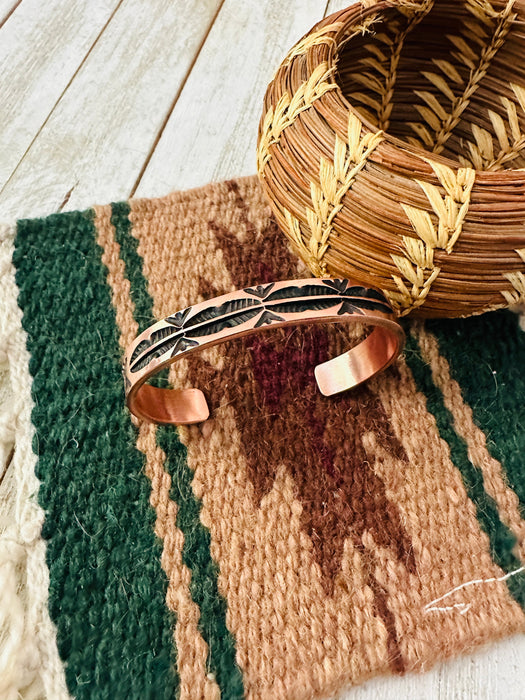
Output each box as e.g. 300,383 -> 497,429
130,386 -> 210,425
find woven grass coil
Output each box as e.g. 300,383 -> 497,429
257,0 -> 525,318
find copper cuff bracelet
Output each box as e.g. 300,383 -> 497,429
123,278 -> 405,425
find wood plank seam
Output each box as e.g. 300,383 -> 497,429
0,0 -> 126,200
0,0 -> 22,31
128,0 -> 227,197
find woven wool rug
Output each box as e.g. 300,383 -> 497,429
1,175 -> 525,700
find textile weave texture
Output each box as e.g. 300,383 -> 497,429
1,175 -> 525,699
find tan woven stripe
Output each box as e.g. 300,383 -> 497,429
180,411 -> 390,699
413,321 -> 525,563
93,205 -> 219,700
370,358 -> 525,668
126,176 -> 525,693
136,423 -> 220,700
93,205 -> 137,350
128,181 -> 393,697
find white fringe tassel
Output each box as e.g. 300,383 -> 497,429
0,223 -> 70,700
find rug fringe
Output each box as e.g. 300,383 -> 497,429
0,223 -> 70,700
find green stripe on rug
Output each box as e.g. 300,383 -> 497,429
426,312 -> 525,517
13,211 -> 177,699
110,204 -> 244,699
111,202 -> 152,331
157,426 -> 245,700
404,331 -> 525,607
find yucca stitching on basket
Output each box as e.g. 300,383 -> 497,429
258,13 -> 384,174
409,4 -> 505,148
256,63 -> 337,173
504,270 -> 525,305
406,57 -> 464,149
334,12 -> 380,51
328,14 -> 384,126
379,0 -> 434,129
350,0 -> 434,130
281,22 -> 343,65
388,160 -> 476,314
257,0 -> 525,318
409,0 -> 517,154
285,113 -> 384,276
465,84 -> 525,169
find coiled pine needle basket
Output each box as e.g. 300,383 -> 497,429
257,0 -> 525,317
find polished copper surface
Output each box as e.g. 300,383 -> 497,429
123,278 -> 405,425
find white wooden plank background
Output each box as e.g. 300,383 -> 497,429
0,0 -> 20,26
0,0 -> 121,187
0,1 -> 524,697
134,0 -> 337,195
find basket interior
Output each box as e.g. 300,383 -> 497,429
335,0 -> 525,170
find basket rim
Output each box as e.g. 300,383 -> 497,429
306,0 -> 525,182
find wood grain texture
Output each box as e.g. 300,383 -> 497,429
0,0 -> 21,27
0,0 -> 524,697
339,634 -> 525,700
0,0 -> 222,219
0,0 -> 122,189
133,0 -> 331,196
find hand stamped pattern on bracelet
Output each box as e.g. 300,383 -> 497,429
128,279 -> 393,376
